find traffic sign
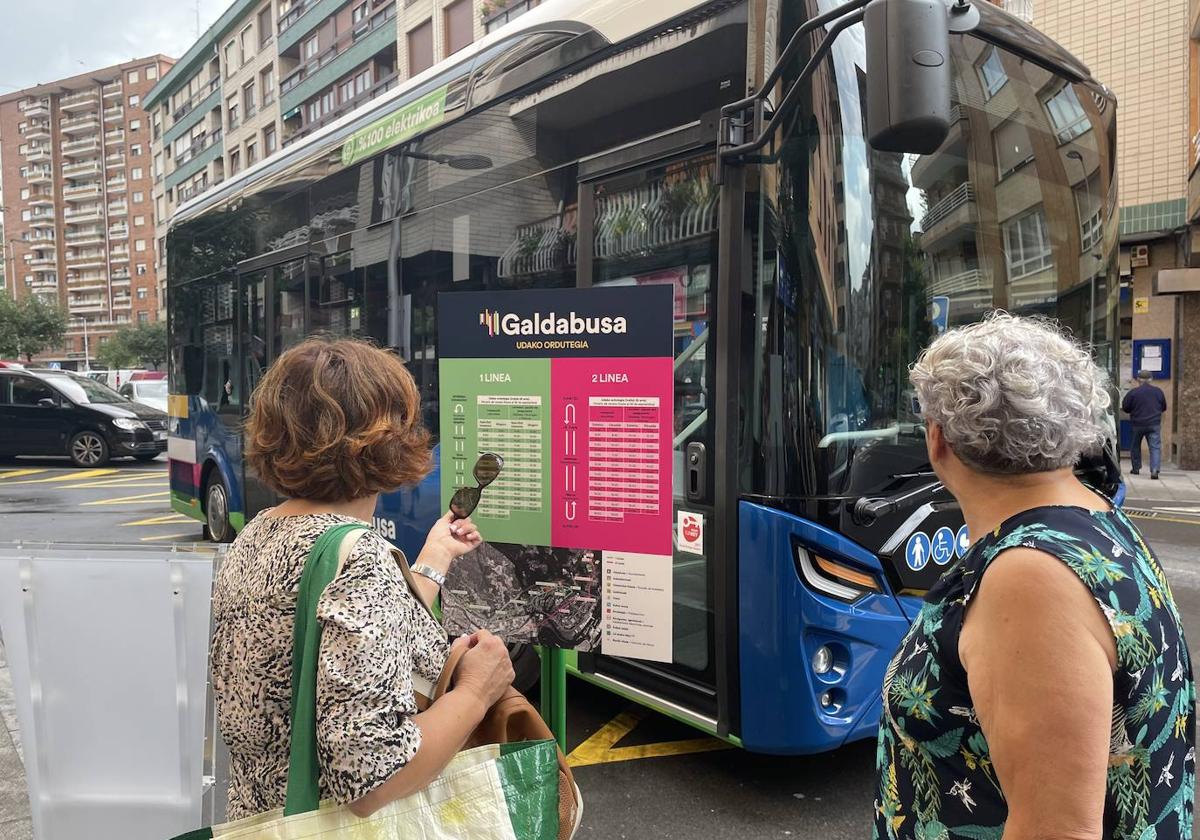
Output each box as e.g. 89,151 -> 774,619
905,532 -> 931,572
931,527 -> 955,566
930,296 -> 950,335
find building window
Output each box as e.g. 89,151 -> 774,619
240,25 -> 253,65
20,188 -> 29,199
259,7 -> 274,47
134,215 -> 145,226
260,66 -> 276,105
128,94 -> 140,108
131,143 -> 142,156
354,68 -> 371,95
246,141 -> 258,165
138,311 -> 149,323
130,119 -> 141,131
993,119 -> 1033,178
224,41 -> 237,75
131,168 -> 144,180
137,265 -> 148,277
1002,208 -> 1053,281
352,3 -> 367,24
128,70 -> 139,84
243,81 -> 257,116
230,149 -> 241,174
264,124 -> 277,154
321,89 -> 335,115
227,94 -> 240,129
408,19 -> 434,76
146,65 -> 158,80
977,48 -> 1007,99
133,190 -> 144,202
1044,85 -> 1090,144
1074,175 -> 1102,253
135,240 -> 147,252
339,78 -> 355,103
445,0 -> 473,56
302,35 -> 319,61
156,196 -> 163,217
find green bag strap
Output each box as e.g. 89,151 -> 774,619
284,522 -> 373,816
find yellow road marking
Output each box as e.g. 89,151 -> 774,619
565,706 -> 733,768
1127,512 -> 1200,527
65,478 -> 169,489
81,491 -> 170,506
4,468 -> 119,484
121,513 -> 191,527
139,533 -> 197,542
0,469 -> 49,480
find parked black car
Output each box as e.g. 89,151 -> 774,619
0,368 -> 168,466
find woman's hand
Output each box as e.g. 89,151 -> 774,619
418,511 -> 482,574
452,630 -> 514,710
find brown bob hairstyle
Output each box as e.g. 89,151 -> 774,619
245,337 -> 432,502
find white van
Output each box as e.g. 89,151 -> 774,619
87,369 -> 147,390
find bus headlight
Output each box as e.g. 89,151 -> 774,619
794,546 -> 882,602
812,645 -> 834,676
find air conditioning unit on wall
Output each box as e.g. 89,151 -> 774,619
1131,244 -> 1150,268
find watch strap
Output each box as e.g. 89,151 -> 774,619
410,563 -> 447,587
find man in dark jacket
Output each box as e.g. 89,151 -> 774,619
1122,371 -> 1168,479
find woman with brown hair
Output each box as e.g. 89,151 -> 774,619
209,337 -> 514,820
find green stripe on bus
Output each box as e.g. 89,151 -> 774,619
171,491 -> 206,523
229,511 -> 246,532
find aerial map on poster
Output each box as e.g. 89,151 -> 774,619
438,286 -> 674,661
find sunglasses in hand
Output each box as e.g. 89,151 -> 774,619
449,452 -> 504,519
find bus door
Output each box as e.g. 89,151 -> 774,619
235,249 -> 312,519
577,139 -> 724,725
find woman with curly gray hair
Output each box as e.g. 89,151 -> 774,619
873,314 -> 1195,840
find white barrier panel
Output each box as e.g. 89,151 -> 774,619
0,542 -> 219,840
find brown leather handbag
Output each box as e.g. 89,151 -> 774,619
394,549 -> 584,840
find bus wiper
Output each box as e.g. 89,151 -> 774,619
853,480 -> 946,526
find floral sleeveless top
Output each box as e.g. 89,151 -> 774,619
873,505 -> 1195,840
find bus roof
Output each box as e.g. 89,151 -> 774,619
169,0 -> 714,228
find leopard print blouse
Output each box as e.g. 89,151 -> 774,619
210,513 -> 449,821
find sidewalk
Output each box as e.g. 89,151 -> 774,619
0,639 -> 31,839
1120,456 -> 1200,515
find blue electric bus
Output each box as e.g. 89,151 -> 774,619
166,0 -> 1121,754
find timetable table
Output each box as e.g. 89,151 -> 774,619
586,396 -> 661,523
476,395 -> 543,519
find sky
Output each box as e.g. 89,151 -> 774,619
0,0 -> 229,94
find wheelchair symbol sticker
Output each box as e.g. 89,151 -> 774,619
956,525 -> 971,559
932,527 -> 956,566
905,532 -> 931,572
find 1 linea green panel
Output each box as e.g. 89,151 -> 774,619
440,358 -> 551,546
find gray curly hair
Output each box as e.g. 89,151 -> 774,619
910,312 -> 1111,475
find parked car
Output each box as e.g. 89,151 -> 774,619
88,368 -> 148,389
117,378 -> 169,413
0,368 -> 168,466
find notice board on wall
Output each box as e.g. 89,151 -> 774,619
437,286 -> 675,661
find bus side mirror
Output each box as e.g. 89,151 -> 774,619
864,0 -> 953,154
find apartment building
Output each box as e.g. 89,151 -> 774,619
148,0 -> 535,311
0,57 -> 175,367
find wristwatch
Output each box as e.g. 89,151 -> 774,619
410,563 -> 447,588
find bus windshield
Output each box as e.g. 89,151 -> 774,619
746,25 -> 1118,504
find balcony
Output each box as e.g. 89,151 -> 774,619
61,90 -> 100,111
929,268 -> 992,301
63,184 -> 101,201
61,137 -> 101,157
68,275 -> 107,292
26,167 -> 52,183
284,70 -> 398,147
112,296 -> 133,309
108,201 -> 129,216
24,101 -> 50,118
30,276 -> 58,290
918,182 -> 978,253
112,271 -> 131,284
65,251 -> 107,269
61,114 -> 100,135
28,255 -> 57,268
66,228 -> 105,245
171,77 -> 222,124
279,0 -> 395,109
64,206 -> 103,222
109,224 -> 129,238
105,154 -> 126,169
69,298 -> 108,314
111,253 -> 130,265
29,216 -> 56,229
103,105 -> 124,123
62,161 -> 101,178
102,82 -> 123,100
27,193 -> 55,207
106,177 -> 128,193
104,129 -> 125,146
25,147 -> 51,163
24,121 -> 51,141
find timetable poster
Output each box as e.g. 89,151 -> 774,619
436,286 -> 675,662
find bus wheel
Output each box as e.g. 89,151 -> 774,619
203,473 -> 234,543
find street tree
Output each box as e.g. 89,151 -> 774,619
0,295 -> 68,362
98,321 -> 168,370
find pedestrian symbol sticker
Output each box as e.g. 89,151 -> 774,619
931,527 -> 955,566
905,532 -> 931,572
956,525 -> 970,559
